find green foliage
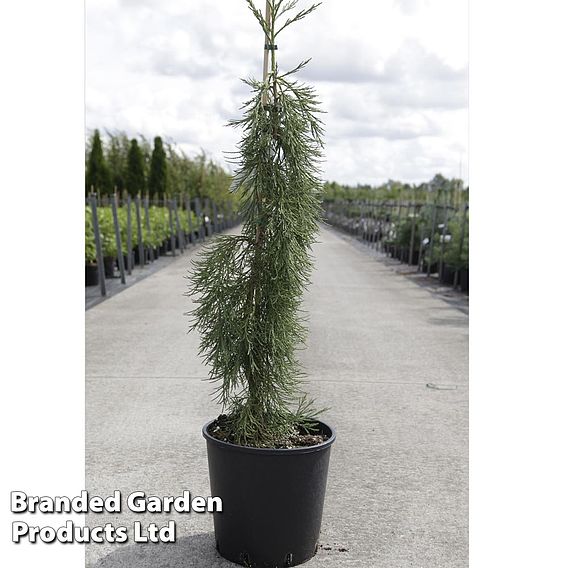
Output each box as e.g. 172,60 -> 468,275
126,139 -> 146,196
84,204 -> 189,260
106,132 -> 130,191
148,206 -> 171,246
189,0 -> 324,448
85,207 -> 97,262
148,136 -> 168,197
395,216 -> 421,249
86,130 -> 112,195
180,209 -> 199,235
96,207 -> 123,258
85,130 -> 240,213
322,175 -> 468,209
443,215 -> 469,269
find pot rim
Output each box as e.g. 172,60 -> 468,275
202,418 -> 336,456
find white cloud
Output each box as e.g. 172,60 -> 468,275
86,0 -> 468,185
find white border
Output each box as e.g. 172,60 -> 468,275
0,1 -> 85,566
471,1 -> 568,566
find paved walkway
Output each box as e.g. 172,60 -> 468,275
85,225 -> 468,567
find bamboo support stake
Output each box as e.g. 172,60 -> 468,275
261,1 -> 272,106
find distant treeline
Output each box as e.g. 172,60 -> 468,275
86,129 -> 467,209
85,129 -> 236,207
323,174 -> 469,208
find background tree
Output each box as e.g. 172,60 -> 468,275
105,131 -> 129,192
138,135 -> 153,182
125,139 -> 146,196
148,136 -> 168,197
86,129 -> 111,195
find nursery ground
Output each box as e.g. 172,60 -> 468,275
85,224 -> 468,568
86,250 -> 190,311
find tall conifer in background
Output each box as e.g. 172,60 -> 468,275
189,0 -> 324,447
86,129 -> 111,195
148,136 -> 168,197
106,133 -> 128,192
126,139 -> 146,196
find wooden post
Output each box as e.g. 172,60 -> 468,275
126,195 -> 133,275
439,193 -> 450,283
143,197 -> 154,262
426,202 -> 437,278
417,224 -> 425,274
204,198 -> 212,237
185,195 -> 194,245
261,1 -> 271,106
90,195 -> 106,297
195,198 -> 204,243
174,198 -> 185,252
168,200 -> 176,256
212,202 -> 219,234
134,196 -> 145,267
111,194 -> 126,284
409,202 -> 417,266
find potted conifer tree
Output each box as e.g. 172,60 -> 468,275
188,1 -> 335,566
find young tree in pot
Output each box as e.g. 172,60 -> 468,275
188,1 -> 335,566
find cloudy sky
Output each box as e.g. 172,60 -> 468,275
86,0 -> 468,185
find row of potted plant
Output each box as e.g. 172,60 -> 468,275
85,204 -> 200,285
324,204 -> 469,292
382,212 -> 469,292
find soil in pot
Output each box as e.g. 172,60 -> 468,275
203,419 -> 335,568
209,415 -> 328,449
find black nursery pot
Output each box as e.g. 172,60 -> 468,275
203,420 -> 336,568
103,256 -> 115,279
442,264 -> 456,285
85,263 -> 99,286
460,268 -> 469,293
134,247 -> 143,265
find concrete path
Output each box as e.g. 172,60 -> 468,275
85,225 -> 468,567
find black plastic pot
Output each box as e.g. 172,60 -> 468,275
203,420 -> 336,567
85,263 -> 99,286
134,247 -> 143,265
441,264 -> 456,285
460,268 -> 469,293
103,256 -> 115,279
421,261 -> 438,275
